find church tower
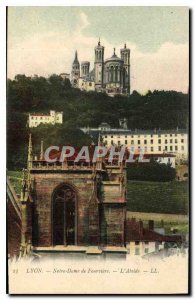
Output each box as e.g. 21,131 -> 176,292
94,39 -> 104,92
120,44 -> 130,94
71,50 -> 80,88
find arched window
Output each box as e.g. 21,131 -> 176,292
52,184 -> 77,246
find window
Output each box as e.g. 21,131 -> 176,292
144,241 -> 149,245
111,140 -> 113,145
151,140 -> 153,144
131,140 -> 134,145
181,146 -> 184,151
118,141 -> 121,145
111,136 -> 113,138
158,139 -> 161,144
105,136 -> 107,138
138,140 -> 140,145
158,146 -> 161,151
175,139 -> 177,143
165,146 -> 168,151
181,139 -> 184,143
131,135 -> 134,138
170,134 -> 172,137
151,147 -> 154,152
151,134 -> 153,137
170,146 -> 173,151
144,248 -> 149,254
135,248 -> 140,255
135,241 -> 140,245
31,116 -> 34,120
165,139 -> 167,144
125,136 -> 127,138
170,139 -> 172,143
175,146 -> 178,151
125,140 -> 127,145
144,140 -> 147,144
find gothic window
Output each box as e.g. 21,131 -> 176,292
52,185 -> 76,246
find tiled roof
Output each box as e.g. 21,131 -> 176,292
30,113 -> 50,116
126,219 -> 182,243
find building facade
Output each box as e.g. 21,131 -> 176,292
70,40 -> 130,96
80,126 -> 188,160
18,136 -> 127,254
28,110 -> 63,128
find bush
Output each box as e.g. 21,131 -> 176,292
127,162 -> 176,181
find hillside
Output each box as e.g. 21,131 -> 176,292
7,74 -> 189,169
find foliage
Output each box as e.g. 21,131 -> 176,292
127,162 -> 176,181
7,74 -> 189,169
127,180 -> 189,214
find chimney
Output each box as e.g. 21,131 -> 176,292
148,220 -> 154,231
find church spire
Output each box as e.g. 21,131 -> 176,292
28,133 -> 32,162
73,50 -> 79,64
98,37 -> 100,46
40,139 -> 44,160
27,133 -> 33,170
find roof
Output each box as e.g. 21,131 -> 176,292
99,122 -> 111,127
131,153 -> 176,158
30,113 -> 50,117
126,219 -> 183,243
100,129 -> 187,135
81,61 -> 90,65
105,48 -> 124,63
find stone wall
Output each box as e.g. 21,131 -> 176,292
32,171 -> 98,246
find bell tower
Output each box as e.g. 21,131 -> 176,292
94,39 -> 104,92
120,43 -> 130,94
71,50 -> 80,88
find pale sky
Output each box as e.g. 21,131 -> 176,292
7,6 -> 189,93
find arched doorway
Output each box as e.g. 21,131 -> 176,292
52,184 -> 76,246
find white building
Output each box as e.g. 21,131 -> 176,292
101,129 -> 188,160
78,78 -> 95,92
28,110 -> 63,128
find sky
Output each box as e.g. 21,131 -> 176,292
7,6 -> 189,93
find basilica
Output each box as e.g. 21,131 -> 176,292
71,40 -> 130,96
